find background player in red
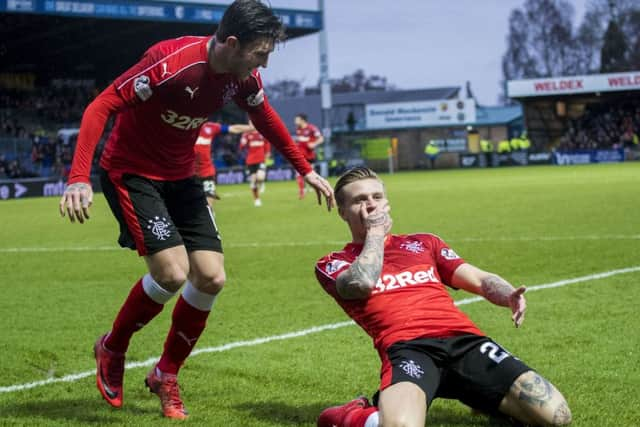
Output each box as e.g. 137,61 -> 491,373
239,121 -> 271,206
314,167 -> 572,427
294,113 -> 324,199
58,0 -> 334,420
194,121 -> 251,205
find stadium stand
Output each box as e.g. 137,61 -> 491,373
0,0 -> 322,179
558,100 -> 640,151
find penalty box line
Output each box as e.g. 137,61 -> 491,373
1,265 -> 639,394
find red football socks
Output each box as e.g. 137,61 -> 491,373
157,295 -> 210,375
105,279 -> 164,353
344,406 -> 378,427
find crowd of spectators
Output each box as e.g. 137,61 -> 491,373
558,100 -> 640,151
1,84 -> 96,179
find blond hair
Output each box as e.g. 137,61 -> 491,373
334,167 -> 381,207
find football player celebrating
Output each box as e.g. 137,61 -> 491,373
58,0 -> 334,419
314,167 -> 571,427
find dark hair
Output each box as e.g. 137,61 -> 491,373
295,113 -> 308,122
216,0 -> 286,45
334,167 -> 381,207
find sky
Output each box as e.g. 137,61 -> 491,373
175,0 -> 590,106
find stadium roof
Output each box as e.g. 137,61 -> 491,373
0,0 -> 321,84
471,105 -> 522,126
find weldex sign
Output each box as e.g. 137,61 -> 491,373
365,99 -> 476,130
507,71 -> 640,97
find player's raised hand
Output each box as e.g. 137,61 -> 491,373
509,286 -> 527,328
304,171 -> 335,211
59,182 -> 93,224
360,201 -> 392,235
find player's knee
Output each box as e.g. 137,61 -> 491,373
193,270 -> 226,294
154,265 -> 188,292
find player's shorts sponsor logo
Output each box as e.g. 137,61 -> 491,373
440,248 -> 460,260
246,88 -> 265,107
325,260 -> 349,274
373,267 -> 438,294
160,109 -> 207,130
134,75 -> 152,101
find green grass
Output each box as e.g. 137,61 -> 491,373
0,163 -> 639,426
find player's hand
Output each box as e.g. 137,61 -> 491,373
59,182 -> 93,224
359,201 -> 392,235
304,171 -> 335,211
508,286 -> 527,328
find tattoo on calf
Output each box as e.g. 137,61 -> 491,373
518,374 -> 553,408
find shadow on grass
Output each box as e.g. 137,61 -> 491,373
234,400 -> 332,425
1,397 -> 157,424
234,400 -> 515,426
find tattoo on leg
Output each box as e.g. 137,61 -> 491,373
518,374 -> 553,408
552,401 -> 572,424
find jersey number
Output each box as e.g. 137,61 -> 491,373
480,342 -> 510,364
161,110 -> 207,130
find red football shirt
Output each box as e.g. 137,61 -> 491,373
315,233 -> 483,353
239,130 -> 271,165
295,123 -> 322,161
68,36 -> 310,184
194,122 -> 226,178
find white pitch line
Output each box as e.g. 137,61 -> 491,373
1,265 -> 639,395
0,234 -> 639,253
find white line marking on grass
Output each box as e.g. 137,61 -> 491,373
2,265 -> 639,395
1,235 -> 639,253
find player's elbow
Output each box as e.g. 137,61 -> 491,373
336,278 -> 374,300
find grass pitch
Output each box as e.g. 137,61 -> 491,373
0,163 -> 639,426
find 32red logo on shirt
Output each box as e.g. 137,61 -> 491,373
160,109 -> 208,130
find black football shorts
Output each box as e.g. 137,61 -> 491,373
100,168 -> 222,256
377,334 -> 532,413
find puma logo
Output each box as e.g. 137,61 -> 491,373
161,62 -> 171,78
185,86 -> 199,100
177,331 -> 198,347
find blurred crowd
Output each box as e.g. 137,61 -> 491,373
558,100 -> 640,151
3,85 -> 640,180
1,85 -> 96,179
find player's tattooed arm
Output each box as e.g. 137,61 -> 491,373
336,232 -> 385,300
336,205 -> 389,300
481,275 -> 516,306
481,274 -> 527,327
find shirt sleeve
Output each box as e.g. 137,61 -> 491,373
427,234 -> 466,286
67,85 -> 127,184
235,71 -> 312,175
111,43 -> 169,106
315,255 -> 352,299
